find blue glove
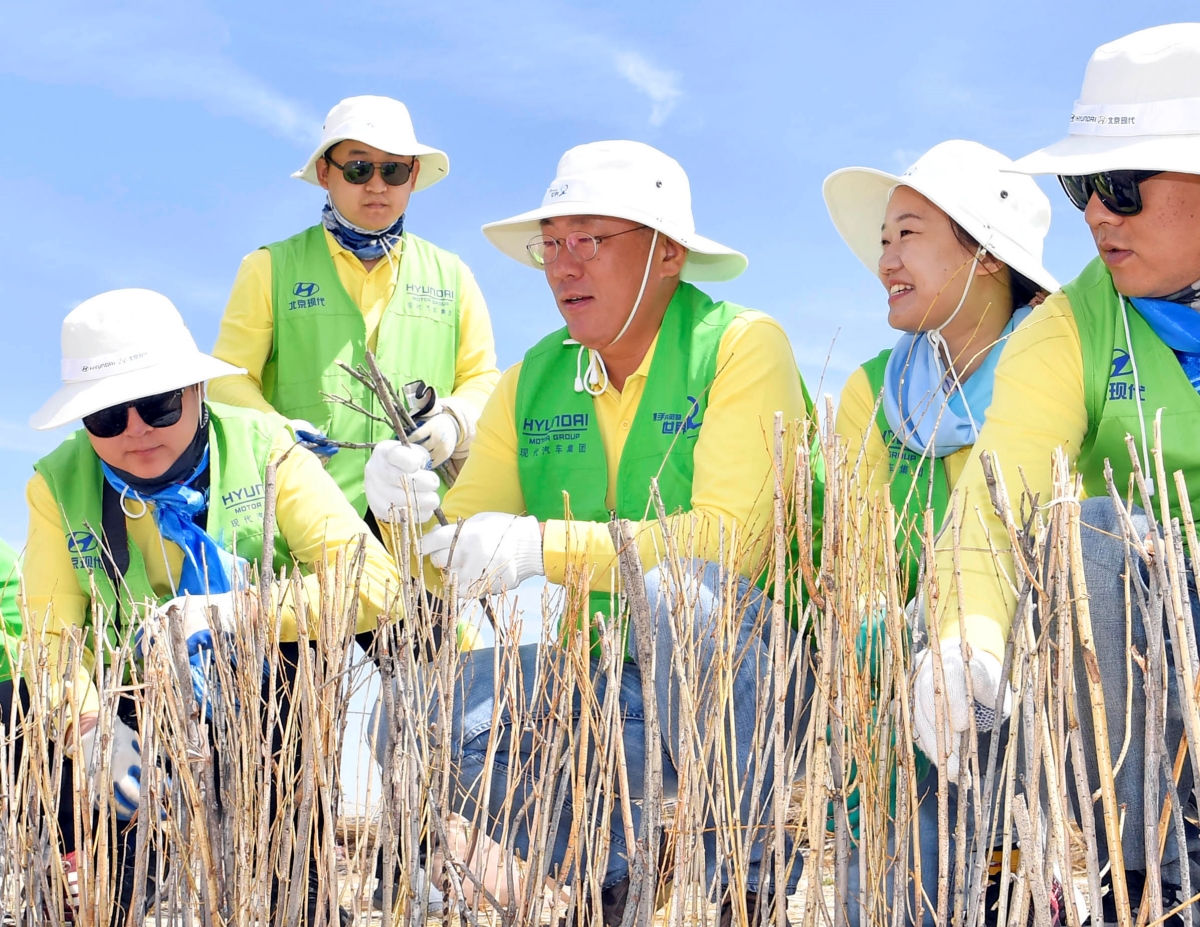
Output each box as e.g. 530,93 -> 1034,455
187,629 -> 219,719
80,719 -> 142,821
146,594 -> 241,718
290,419 -> 339,459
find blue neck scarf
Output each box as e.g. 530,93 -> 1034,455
321,198 -> 404,262
882,306 -> 1032,458
102,447 -> 244,596
1129,295 -> 1200,392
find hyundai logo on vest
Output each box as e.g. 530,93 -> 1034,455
1109,348 -> 1146,403
293,282 -> 320,298
222,483 -> 265,517
67,531 -> 103,570
522,413 -> 589,436
67,531 -> 98,553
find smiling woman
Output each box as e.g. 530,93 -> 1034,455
822,139 -> 1059,922
825,140 -> 1057,599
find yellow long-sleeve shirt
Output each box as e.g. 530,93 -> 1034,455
931,292 -> 1087,659
209,228 -> 500,416
835,364 -> 973,502
23,424 -> 402,720
442,311 -> 809,589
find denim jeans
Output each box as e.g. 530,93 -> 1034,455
446,560 -> 801,894
844,731 -> 1004,926
1073,497 -> 1200,905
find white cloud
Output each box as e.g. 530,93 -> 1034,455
615,52 -> 683,126
0,2 -> 319,146
330,5 -> 685,129
891,148 -> 923,170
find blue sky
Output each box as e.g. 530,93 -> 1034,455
0,0 -> 1194,544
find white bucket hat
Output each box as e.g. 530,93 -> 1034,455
1011,23 -> 1200,176
481,140 -> 747,282
293,95 -> 449,192
823,139 -> 1059,293
30,289 -> 244,431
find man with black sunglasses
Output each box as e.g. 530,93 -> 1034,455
210,94 -> 499,523
913,23 -> 1200,920
23,288 -> 402,925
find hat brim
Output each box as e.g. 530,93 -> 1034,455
481,201 -> 748,282
1010,133 -> 1200,176
30,356 -> 246,431
823,167 -> 1060,294
292,137 -> 449,192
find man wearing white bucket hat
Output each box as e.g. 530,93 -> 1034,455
367,140 -> 815,924
210,94 -> 499,519
824,139 -> 1058,923
23,289 -> 401,925
916,24 -> 1200,918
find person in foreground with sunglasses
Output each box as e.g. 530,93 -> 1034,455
22,288 -> 400,925
368,140 -> 815,925
914,23 -> 1200,921
209,94 -> 499,522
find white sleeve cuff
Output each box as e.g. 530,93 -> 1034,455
441,395 -> 482,459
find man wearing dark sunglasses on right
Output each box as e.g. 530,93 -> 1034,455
913,23 -> 1200,922
210,94 -> 499,522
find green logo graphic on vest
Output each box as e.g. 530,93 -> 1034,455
520,412 -> 590,459
288,281 -> 326,311
878,426 -> 926,479
1108,348 -> 1146,403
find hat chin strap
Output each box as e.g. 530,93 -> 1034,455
608,228 -> 660,347
924,246 -> 985,440
569,228 -> 661,396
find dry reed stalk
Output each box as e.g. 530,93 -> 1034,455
14,408 -> 1200,927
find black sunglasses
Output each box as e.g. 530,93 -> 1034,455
1058,170 -> 1163,216
325,154 -> 415,186
82,389 -> 185,439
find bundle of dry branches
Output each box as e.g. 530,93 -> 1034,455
1,411 -> 1197,927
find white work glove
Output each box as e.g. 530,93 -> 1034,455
421,512 -> 543,595
80,718 -> 142,820
441,396 -> 480,461
408,412 -> 460,469
912,637 -> 1012,781
365,441 -> 441,524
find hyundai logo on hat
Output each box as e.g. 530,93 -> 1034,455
293,282 -> 320,298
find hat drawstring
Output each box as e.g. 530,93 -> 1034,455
608,229 -> 660,347
562,227 -> 660,396
925,246 -> 985,443
564,339 -> 610,396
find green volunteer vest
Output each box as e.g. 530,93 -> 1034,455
34,402 -> 293,660
0,540 -> 22,683
515,282 -> 812,655
262,226 -> 461,514
1068,257 -> 1200,521
862,351 -> 952,596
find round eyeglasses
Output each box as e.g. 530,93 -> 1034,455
526,226 -> 647,266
